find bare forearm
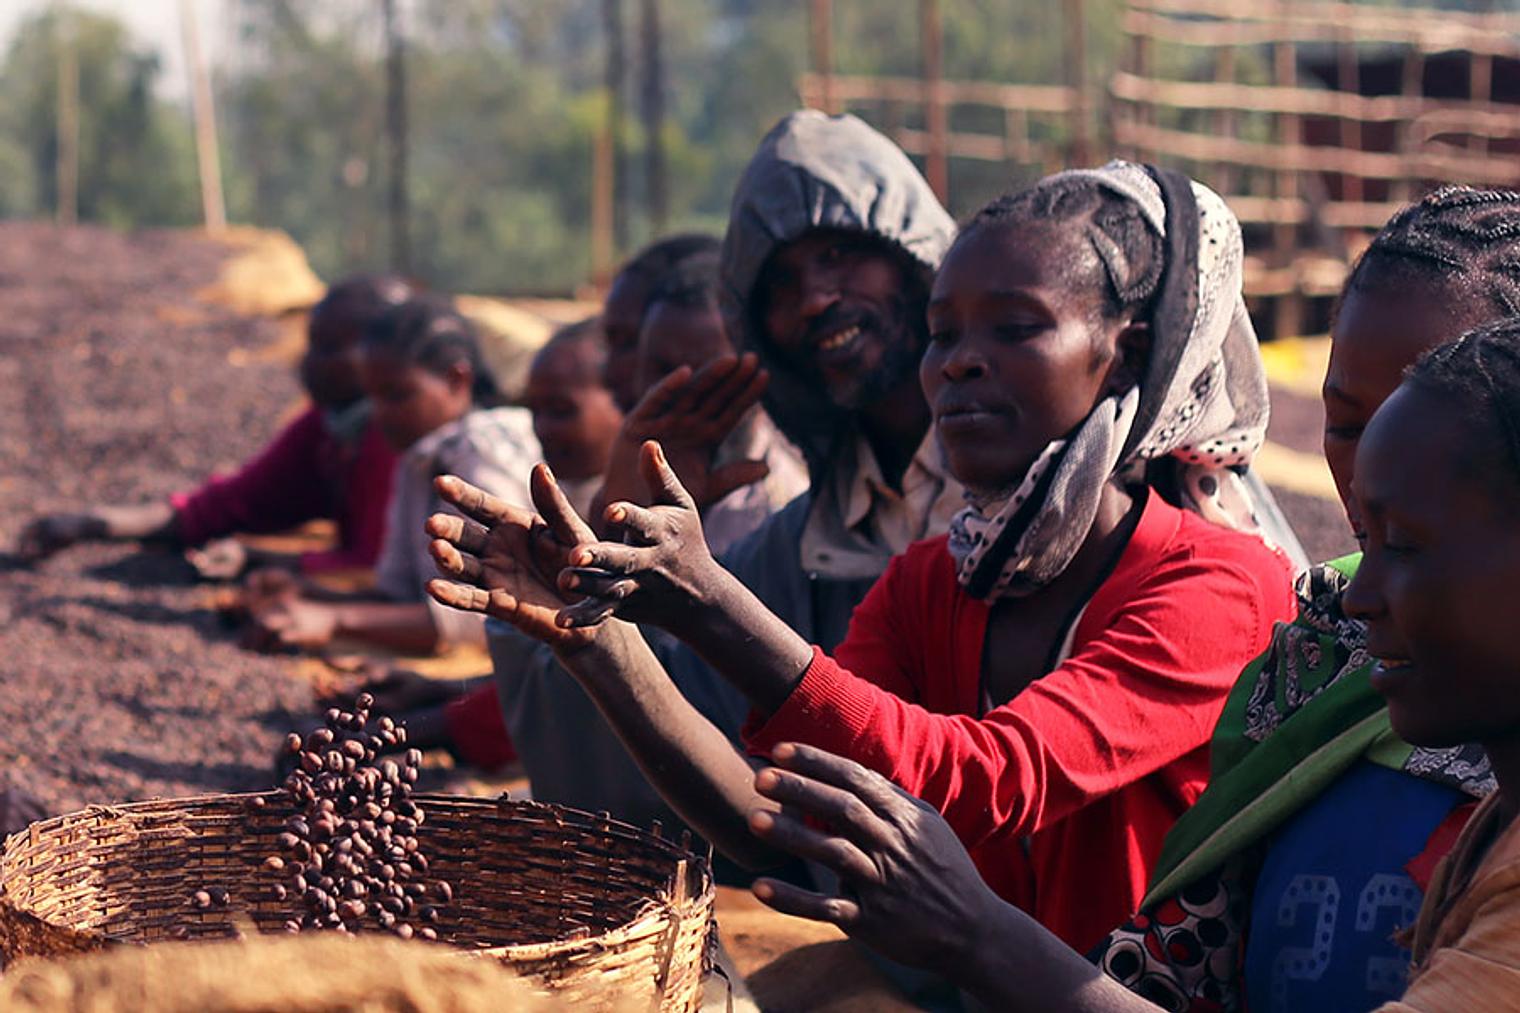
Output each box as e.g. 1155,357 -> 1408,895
333,602 -> 442,655
99,502 -> 179,541
556,624 -> 786,869
955,901 -> 1158,1013
673,568 -> 815,715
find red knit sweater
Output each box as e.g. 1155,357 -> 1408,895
744,492 -> 1296,954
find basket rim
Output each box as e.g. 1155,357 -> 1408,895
0,790 -> 715,965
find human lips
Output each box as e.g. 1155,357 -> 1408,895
1368,652 -> 1415,692
815,324 -> 861,353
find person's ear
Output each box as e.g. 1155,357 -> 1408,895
1102,321 -> 1151,399
445,360 -> 474,398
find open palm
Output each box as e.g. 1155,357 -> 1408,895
425,465 -> 602,654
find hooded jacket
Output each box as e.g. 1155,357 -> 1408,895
720,109 -> 956,478
490,111 -> 959,845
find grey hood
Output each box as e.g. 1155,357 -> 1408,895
718,110 -> 956,477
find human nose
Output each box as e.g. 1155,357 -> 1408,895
940,334 -> 989,382
796,260 -> 841,319
1342,550 -> 1386,623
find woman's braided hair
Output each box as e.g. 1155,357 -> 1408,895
362,295 -> 504,406
1405,316 -> 1520,490
958,176 -> 1165,323
1347,186 -> 1520,314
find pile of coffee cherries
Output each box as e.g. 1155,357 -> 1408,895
263,693 -> 453,939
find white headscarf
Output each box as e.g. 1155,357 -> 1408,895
946,162 -> 1272,599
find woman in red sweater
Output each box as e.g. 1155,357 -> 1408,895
425,163 -> 1297,952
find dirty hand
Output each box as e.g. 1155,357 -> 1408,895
557,441 -> 723,633
599,354 -> 770,518
425,464 -> 605,655
185,537 -> 250,581
247,597 -> 339,652
16,513 -> 107,562
747,743 -> 1004,975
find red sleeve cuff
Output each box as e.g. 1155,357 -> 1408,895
443,684 -> 517,769
742,645 -> 879,758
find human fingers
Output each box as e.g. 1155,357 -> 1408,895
424,512 -> 492,556
750,878 -> 862,929
705,460 -> 771,505
556,596 -> 622,628
529,464 -> 598,547
566,540 -> 645,575
433,475 -> 523,528
428,538 -> 484,584
709,363 -> 770,435
426,577 -> 503,617
639,442 -> 698,512
768,742 -> 914,822
753,765 -> 896,854
747,807 -> 882,884
626,364 -> 695,424
602,501 -> 663,544
558,566 -> 634,599
689,353 -> 762,425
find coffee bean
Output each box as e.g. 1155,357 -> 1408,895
285,733 -> 303,755
356,692 -> 375,711
394,923 -> 414,940
419,926 -> 438,941
263,856 -> 284,872
191,890 -> 211,909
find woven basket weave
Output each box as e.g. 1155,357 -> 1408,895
0,793 -> 714,1011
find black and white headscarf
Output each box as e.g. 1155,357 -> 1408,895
947,162 -> 1272,600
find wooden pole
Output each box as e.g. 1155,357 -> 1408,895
382,0 -> 410,274
601,0 -> 627,253
918,0 -> 942,203
1272,3 -> 1302,340
638,0 -> 668,234
180,0 -> 226,233
1064,0 -> 1091,168
920,0 -> 947,202
809,0 -> 835,114
55,5 -> 78,227
592,94 -> 615,289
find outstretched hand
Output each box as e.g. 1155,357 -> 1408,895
557,440 -> 724,633
596,353 -> 770,524
424,464 -> 605,654
746,743 -> 1005,975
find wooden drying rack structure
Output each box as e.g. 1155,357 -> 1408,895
1116,0 -> 1520,337
800,0 -> 1520,339
798,0 -> 1096,204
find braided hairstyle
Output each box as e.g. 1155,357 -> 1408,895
1346,187 -> 1520,315
1404,317 -> 1520,496
957,177 -> 1165,325
362,295 -> 503,406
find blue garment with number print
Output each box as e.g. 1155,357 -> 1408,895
1245,760 -> 1465,1012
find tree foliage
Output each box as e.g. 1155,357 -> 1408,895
0,0 -> 1128,294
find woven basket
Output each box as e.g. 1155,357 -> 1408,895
0,793 -> 714,1011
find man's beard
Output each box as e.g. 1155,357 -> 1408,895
805,296 -> 927,411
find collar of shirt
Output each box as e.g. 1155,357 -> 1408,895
800,427 -> 964,580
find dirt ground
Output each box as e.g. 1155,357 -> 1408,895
0,223 -> 321,815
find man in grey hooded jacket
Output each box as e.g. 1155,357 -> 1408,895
487,110 -> 961,842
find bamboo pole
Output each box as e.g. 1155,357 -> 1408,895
55,4 -> 78,227
180,0 -> 226,233
920,0 -> 947,202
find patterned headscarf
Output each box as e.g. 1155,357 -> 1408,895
946,162 -> 1272,600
